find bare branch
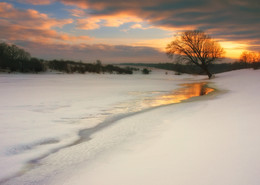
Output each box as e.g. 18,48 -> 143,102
166,30 -> 225,79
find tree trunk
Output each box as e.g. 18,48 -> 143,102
200,64 -> 212,79
205,68 -> 212,79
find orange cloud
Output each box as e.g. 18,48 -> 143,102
60,0 -> 89,9
77,18 -> 101,30
68,8 -> 86,17
130,24 -> 143,29
76,13 -> 143,30
0,2 -> 91,44
0,3 -> 73,29
0,20 -> 91,44
17,0 -> 54,5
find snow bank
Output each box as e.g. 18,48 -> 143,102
0,70 -> 193,182
1,69 -> 260,185
54,69 -> 260,185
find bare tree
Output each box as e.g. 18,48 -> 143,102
166,30 -> 225,79
240,51 -> 260,63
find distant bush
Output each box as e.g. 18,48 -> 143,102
124,66 -> 139,71
142,68 -> 150,74
175,71 -> 182,75
252,62 -> 260,70
104,64 -> 133,74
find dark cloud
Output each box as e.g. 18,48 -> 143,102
16,41 -> 169,63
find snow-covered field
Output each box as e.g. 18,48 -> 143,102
0,69 -> 259,185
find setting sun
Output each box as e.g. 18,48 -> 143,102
220,41 -> 250,59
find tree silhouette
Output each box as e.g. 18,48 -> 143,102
0,42 -> 46,72
240,51 -> 260,70
240,51 -> 260,63
166,30 -> 225,79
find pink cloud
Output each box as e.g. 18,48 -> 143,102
0,2 -> 91,44
68,8 -> 86,17
130,24 -> 143,29
60,0 -> 89,8
75,13 -> 143,30
0,3 -> 73,29
0,20 -> 90,43
76,18 -> 101,30
17,0 -> 54,5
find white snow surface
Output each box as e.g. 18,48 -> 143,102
0,69 -> 260,185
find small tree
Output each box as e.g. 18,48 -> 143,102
166,30 -> 225,79
96,60 -> 102,73
240,51 -> 260,63
240,51 -> 260,69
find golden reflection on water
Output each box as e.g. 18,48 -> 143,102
146,82 -> 214,107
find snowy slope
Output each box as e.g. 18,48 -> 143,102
60,69 -> 259,185
0,70 -> 194,182
1,69 -> 260,185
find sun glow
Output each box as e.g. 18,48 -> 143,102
220,41 -> 249,59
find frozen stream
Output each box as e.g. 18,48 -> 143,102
0,73 -> 214,184
77,82 -> 214,143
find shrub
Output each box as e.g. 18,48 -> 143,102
142,68 -> 150,74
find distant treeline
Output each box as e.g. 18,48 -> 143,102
0,42 -> 135,74
122,61 -> 260,75
48,60 -> 134,74
2,42 -> 259,75
0,42 -> 45,73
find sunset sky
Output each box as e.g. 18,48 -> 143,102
0,0 -> 259,63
